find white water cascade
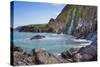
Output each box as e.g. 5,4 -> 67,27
68,8 -> 77,34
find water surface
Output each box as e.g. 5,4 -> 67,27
13,31 -> 91,53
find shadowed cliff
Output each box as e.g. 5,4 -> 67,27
48,5 -> 97,39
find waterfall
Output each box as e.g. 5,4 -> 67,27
68,8 -> 77,34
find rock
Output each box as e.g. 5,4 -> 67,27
12,46 -> 69,66
32,48 -> 63,64
30,35 -> 45,40
16,24 -> 50,33
86,32 -> 97,41
13,51 -> 35,66
49,18 -> 55,22
72,31 -> 97,62
11,45 -> 35,66
72,53 -> 82,62
90,32 -> 97,41
61,48 -> 79,59
77,39 -> 97,61
12,45 -> 23,52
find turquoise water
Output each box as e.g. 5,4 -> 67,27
13,31 -> 91,54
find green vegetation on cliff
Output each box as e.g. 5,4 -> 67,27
48,4 -> 97,38
17,24 -> 50,32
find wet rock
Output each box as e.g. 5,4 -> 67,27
77,39 -> 97,61
61,48 -> 79,59
32,48 -> 62,64
86,32 -> 97,41
13,45 -> 23,52
30,35 -> 45,40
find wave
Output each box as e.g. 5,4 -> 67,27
72,39 -> 92,46
42,37 -> 68,40
72,39 -> 89,42
53,53 -> 61,56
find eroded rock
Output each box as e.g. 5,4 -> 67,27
32,48 -> 63,64
61,48 -> 79,59
30,35 -> 45,40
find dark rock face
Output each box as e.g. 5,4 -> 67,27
61,48 -> 79,59
77,36 -> 97,61
61,33 -> 97,62
61,38 -> 97,62
32,48 -> 63,64
30,35 -> 45,40
13,46 -> 23,52
48,5 -> 97,36
16,24 -> 50,33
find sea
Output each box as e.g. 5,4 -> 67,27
13,31 -> 92,54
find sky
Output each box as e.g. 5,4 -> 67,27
12,1 -> 66,28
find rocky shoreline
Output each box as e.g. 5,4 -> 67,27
11,33 -> 97,66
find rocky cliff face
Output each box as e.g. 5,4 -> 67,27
48,4 -> 97,39
16,24 -> 50,32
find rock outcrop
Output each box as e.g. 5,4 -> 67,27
61,35 -> 97,62
16,24 -> 50,32
77,34 -> 97,61
12,45 -> 35,66
12,46 -> 68,66
30,35 -> 45,40
48,5 -> 97,38
61,48 -> 79,59
13,51 -> 35,66
12,45 -> 23,52
32,48 -> 65,64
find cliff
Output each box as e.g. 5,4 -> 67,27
48,4 -> 97,39
16,24 -> 50,32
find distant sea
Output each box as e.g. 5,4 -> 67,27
13,31 -> 92,54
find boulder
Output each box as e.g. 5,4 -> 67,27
12,45 -> 23,52
61,48 -> 79,59
72,53 -> 82,62
13,51 -> 35,66
30,35 -> 45,40
32,48 -> 62,64
78,40 -> 97,61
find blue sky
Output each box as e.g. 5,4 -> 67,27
12,1 -> 65,27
